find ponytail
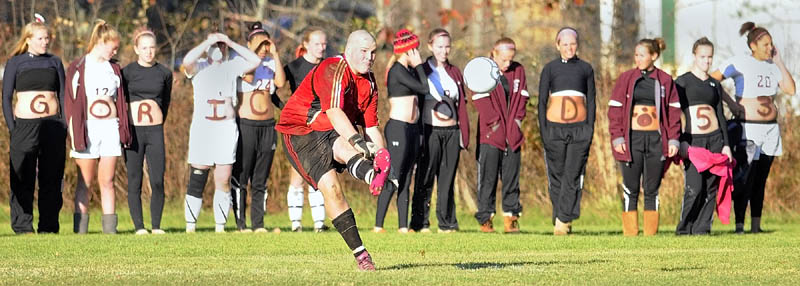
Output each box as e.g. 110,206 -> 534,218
87,19 -> 120,53
739,21 -> 771,48
637,37 -> 666,58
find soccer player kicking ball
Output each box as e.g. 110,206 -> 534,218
276,30 -> 390,271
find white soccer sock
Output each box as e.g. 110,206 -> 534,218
287,185 -> 305,223
185,195 -> 203,224
309,187 -> 326,227
213,190 -> 232,226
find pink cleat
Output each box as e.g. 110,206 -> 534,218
355,250 -> 376,271
369,148 -> 391,196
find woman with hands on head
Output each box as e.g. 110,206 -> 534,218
181,32 -> 261,233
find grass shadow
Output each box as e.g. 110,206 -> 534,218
382,258 -> 610,271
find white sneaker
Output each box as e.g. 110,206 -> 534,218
215,224 -> 226,233
186,223 -> 196,233
151,229 -> 166,235
135,229 -> 149,235
253,228 -> 268,233
291,221 -> 302,232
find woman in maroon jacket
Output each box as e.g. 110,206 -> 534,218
608,38 -> 680,236
64,20 -> 131,234
472,37 -> 529,234
409,28 -> 470,233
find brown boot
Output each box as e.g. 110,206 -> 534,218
554,218 -> 570,236
643,210 -> 659,236
622,211 -> 638,236
504,216 -> 520,233
480,219 -> 495,233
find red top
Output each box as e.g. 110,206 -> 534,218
276,56 -> 379,135
472,61 -> 529,151
64,57 -> 131,152
607,67 -> 681,162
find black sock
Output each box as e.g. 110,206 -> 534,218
332,208 -> 365,257
346,154 -> 374,184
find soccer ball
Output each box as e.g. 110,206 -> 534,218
463,57 -> 501,93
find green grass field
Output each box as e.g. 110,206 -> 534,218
1,203 -> 799,285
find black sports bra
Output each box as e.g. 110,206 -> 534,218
15,68 -> 59,92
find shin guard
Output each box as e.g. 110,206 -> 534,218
287,185 -> 305,225
309,187 -> 327,225
213,190 -> 232,226
332,208 -> 364,256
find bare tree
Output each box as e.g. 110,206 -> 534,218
155,0 -> 200,70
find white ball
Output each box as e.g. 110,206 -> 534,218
463,57 -> 500,93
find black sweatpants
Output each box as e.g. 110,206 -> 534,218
474,144 -> 522,224
410,125 -> 460,231
9,116 -> 66,234
231,118 -> 277,229
732,146 -> 773,225
676,131 -> 724,235
542,123 -> 592,224
124,125 -> 166,230
619,130 -> 665,212
375,119 -> 419,228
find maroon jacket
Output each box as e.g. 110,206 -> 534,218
608,67 -> 681,162
422,57 -> 470,149
65,57 -> 131,152
472,61 -> 529,151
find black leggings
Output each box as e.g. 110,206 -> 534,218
543,123 -> 592,223
9,116 -> 66,234
474,144 -> 522,224
375,119 -> 419,228
676,131 -> 724,235
124,124 -> 166,230
619,130 -> 665,212
231,118 -> 277,229
410,125 -> 460,231
732,145 -> 773,224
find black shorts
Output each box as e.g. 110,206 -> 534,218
282,130 -> 346,189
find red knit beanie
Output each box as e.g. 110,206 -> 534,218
393,29 -> 419,54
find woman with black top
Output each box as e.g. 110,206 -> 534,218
230,22 -> 286,232
122,29 -> 172,235
282,28 -> 330,232
2,19 -> 66,234
410,28 -> 470,233
675,37 -> 731,235
373,29 -> 427,234
64,20 -> 131,234
538,27 -> 596,235
608,38 -> 681,236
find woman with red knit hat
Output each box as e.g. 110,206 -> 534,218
373,29 -> 428,233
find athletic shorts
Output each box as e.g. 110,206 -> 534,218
741,122 -> 782,157
282,130 -> 346,189
70,119 -> 121,159
188,119 -> 238,165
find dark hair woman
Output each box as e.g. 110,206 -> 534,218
230,22 -> 286,232
3,18 -> 66,234
710,22 -> 796,234
608,38 -> 681,236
